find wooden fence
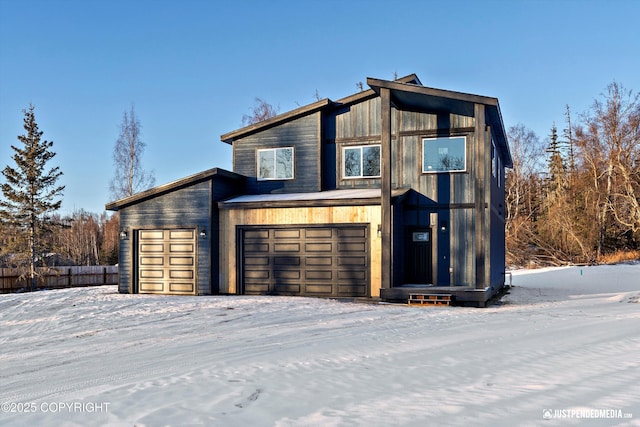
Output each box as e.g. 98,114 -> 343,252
0,266 -> 118,293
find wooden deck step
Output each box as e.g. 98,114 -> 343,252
407,293 -> 452,306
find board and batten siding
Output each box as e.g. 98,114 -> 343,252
393,109 -> 479,287
334,97 -> 382,140
218,205 -> 382,297
232,113 -> 322,194
331,100 -> 484,288
119,180 -> 213,295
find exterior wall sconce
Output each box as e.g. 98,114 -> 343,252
199,228 -> 207,239
377,224 -> 382,237
440,221 -> 448,232
119,229 -> 128,240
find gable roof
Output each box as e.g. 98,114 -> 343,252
105,167 -> 243,211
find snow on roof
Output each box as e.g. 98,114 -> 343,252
223,188 -> 387,204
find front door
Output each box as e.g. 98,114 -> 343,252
405,228 -> 432,284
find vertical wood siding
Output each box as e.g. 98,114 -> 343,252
330,97 -> 485,288
334,97 -> 382,140
393,110 -> 478,287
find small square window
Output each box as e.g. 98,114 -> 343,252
343,145 -> 381,178
257,147 -> 294,180
422,136 -> 466,173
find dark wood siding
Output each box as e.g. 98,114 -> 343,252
335,97 -> 381,139
331,98 -> 383,190
328,94 -> 484,288
489,126 -> 507,292
119,180 -> 212,295
232,113 -> 321,194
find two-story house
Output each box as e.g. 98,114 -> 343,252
106,74 -> 512,306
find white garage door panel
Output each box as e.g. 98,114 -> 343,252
138,228 -> 196,295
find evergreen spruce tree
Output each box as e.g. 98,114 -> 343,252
545,123 -> 567,200
0,104 -> 64,290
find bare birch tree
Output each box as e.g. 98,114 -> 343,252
241,98 -> 279,126
575,82 -> 640,257
109,105 -> 155,200
505,124 -> 545,265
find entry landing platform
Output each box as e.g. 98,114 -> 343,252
381,285 -> 501,308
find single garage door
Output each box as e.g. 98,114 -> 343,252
138,228 -> 197,295
241,224 -> 369,297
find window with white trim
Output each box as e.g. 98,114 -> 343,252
422,136 -> 466,173
343,145 -> 381,178
257,147 -> 294,180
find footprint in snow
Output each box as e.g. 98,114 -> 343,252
235,388 -> 263,408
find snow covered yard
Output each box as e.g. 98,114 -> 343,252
0,265 -> 638,427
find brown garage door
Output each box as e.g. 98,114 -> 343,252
138,228 -> 197,295
241,225 -> 369,297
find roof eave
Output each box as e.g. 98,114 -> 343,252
105,167 -> 244,211
366,77 -> 499,107
220,98 -> 332,144
367,77 -> 512,168
333,74 -> 422,106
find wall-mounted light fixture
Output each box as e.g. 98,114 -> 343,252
377,224 -> 382,237
119,229 -> 128,240
199,228 -> 207,239
440,221 -> 448,232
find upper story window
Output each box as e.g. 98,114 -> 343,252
343,145 -> 381,179
422,136 -> 466,173
257,147 -> 294,180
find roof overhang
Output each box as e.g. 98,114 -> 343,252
105,167 -> 244,211
367,77 -> 512,168
220,98 -> 332,144
219,188 -> 410,209
220,74 -> 424,145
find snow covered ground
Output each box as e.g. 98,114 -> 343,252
1,264 -> 638,426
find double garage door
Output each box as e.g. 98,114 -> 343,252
241,224 -> 369,297
138,228 -> 197,295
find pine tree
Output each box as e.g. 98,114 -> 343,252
0,105 -> 65,290
545,123 -> 567,201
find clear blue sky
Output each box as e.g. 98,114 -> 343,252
1,0 -> 638,216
